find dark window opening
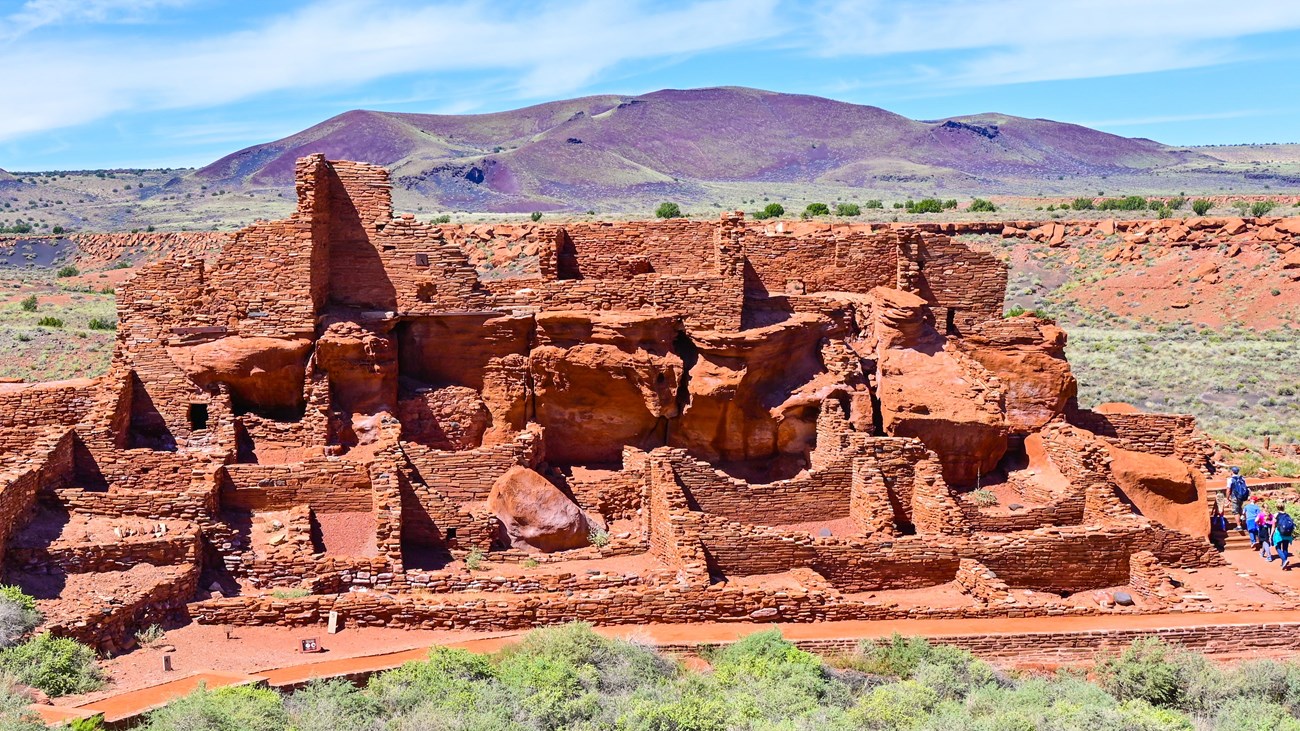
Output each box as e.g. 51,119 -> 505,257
445,527 -> 457,541
414,253 -> 429,267
945,308 -> 959,336
188,402 -> 209,431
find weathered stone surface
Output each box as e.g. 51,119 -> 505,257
487,466 -> 590,553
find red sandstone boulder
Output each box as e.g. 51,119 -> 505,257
960,316 -> 1077,435
1106,444 -> 1208,538
168,336 -> 312,411
488,466 -> 590,552
871,288 -> 1008,485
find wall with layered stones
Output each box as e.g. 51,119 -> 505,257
0,380 -> 97,455
218,458 -> 373,512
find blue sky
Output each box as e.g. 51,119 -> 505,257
2,0 -> 1299,171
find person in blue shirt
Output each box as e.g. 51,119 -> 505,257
1244,497 -> 1264,550
1275,506 -> 1296,571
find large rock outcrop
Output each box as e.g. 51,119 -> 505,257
672,314 -> 831,466
871,287 -> 1008,485
960,316 -> 1077,435
487,465 -> 590,552
167,336 -> 313,412
1107,444 -> 1209,538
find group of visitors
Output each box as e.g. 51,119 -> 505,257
1224,466 -> 1295,570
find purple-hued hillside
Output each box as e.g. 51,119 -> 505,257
195,87 -> 1209,210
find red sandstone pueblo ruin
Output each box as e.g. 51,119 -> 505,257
0,155 -> 1279,655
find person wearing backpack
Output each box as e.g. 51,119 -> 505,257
1227,467 -> 1250,531
1259,508 -> 1277,561
1274,506 -> 1295,570
1244,497 -> 1264,550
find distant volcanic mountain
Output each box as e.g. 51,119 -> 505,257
196,86 -> 1209,212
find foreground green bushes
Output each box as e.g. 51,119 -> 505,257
0,586 -> 103,699
58,625 -> 1300,731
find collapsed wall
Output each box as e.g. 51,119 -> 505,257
0,155 -> 1238,650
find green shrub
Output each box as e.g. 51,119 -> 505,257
51,225 -> 64,235
140,684 -> 286,731
844,680 -> 938,730
134,624 -> 165,648
804,203 -> 830,216
56,265 -> 78,278
969,198 -> 997,213
433,214 -> 452,224
971,489 -> 998,506
285,679 -> 382,731
1097,195 -> 1148,211
655,202 -> 682,219
835,203 -> 860,216
907,198 -> 944,214
1005,305 -> 1027,318
1168,196 -> 1186,210
37,317 -> 64,328
1071,197 -> 1095,210
863,199 -> 884,209
0,675 -> 44,731
588,528 -> 610,547
19,295 -> 36,312
762,203 -> 785,218
942,199 -> 958,210
368,646 -> 497,715
0,634 -> 103,697
464,546 -> 485,571
1251,200 -> 1276,217
87,318 -> 116,331
1097,637 -> 1188,708
530,211 -> 543,222
1192,199 -> 1213,216
0,587 -> 40,650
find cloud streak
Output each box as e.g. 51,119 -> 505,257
0,0 -> 780,141
813,0 -> 1300,86
1,0 -> 189,40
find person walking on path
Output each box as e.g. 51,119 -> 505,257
1275,506 -> 1296,570
1259,507 -> 1276,561
1245,496 -> 1264,550
1210,506 -> 1230,551
1227,467 -> 1250,531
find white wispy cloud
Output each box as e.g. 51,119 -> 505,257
2,0 -> 190,40
1079,110 -> 1262,128
0,0 -> 779,142
812,0 -> 1300,86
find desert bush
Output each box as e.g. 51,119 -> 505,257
654,202 -> 682,219
87,318 -> 116,331
762,202 -> 784,218
464,546 -> 485,571
134,624 -> 165,648
971,489 -> 998,506
0,587 -> 40,649
0,674 -> 44,731
51,225 -> 64,235
942,199 -> 958,210
285,679 -> 382,731
1251,200 -> 1276,217
907,198 -> 944,214
969,198 -> 997,213
588,528 -> 610,547
140,684 -> 286,731
433,214 -> 452,224
1071,197 -> 1095,210
1097,637 -> 1189,708
19,295 -> 36,312
804,202 -> 830,216
270,588 -> 309,599
1168,196 -> 1186,210
1097,195 -> 1148,211
56,265 -> 78,278
36,317 -> 63,328
0,633 -> 103,697
835,203 -> 861,216
530,211 -> 542,222
863,199 -> 884,209
1192,199 -> 1213,216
